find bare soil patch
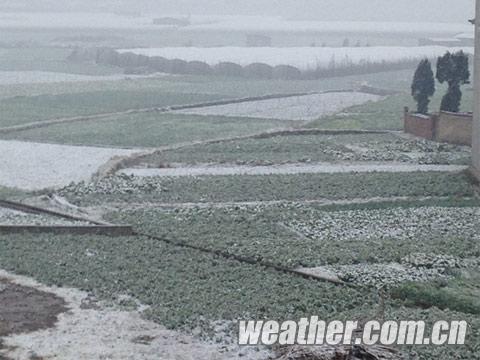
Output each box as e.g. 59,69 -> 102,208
0,279 -> 66,337
0,271 -> 269,359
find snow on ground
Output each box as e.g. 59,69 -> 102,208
175,92 -> 382,121
120,46 -> 474,71
0,71 -> 168,85
120,163 -> 467,178
0,140 -> 136,190
0,270 -> 268,360
297,253 -> 463,288
0,207 -> 89,226
288,207 -> 480,243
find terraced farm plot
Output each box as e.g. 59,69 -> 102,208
0,90 -> 226,128
288,206 -> 480,244
157,69 -> 412,97
307,89 -> 473,130
59,171 -> 475,206
0,77 -> 176,100
108,202 -> 480,269
306,93 -> 414,130
2,225 -> 475,359
0,47 -> 412,104
0,269 -> 258,360
175,92 -> 382,121
1,229 -> 478,360
1,113 -> 296,148
2,44 -> 480,360
139,132 -> 471,166
0,233 -> 372,336
0,68 -> 411,101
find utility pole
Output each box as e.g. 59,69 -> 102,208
472,0 -> 480,178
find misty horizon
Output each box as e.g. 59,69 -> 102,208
1,0 -> 476,24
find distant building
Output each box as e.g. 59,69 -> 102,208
418,32 -> 474,47
246,34 -> 272,47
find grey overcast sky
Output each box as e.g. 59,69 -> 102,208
4,0 -> 476,23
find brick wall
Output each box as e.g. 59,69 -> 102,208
404,109 -> 436,140
436,112 -> 473,146
404,109 -> 473,146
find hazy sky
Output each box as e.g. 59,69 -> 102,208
4,0 -> 476,23
141,0 -> 476,23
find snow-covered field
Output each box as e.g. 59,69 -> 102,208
0,140 -> 136,190
298,255 -> 459,288
0,71 -> 167,85
0,12 -> 471,35
120,46 -> 474,71
288,207 -> 480,243
175,92 -> 382,121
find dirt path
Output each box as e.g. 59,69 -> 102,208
120,163 -> 468,178
0,270 -> 269,360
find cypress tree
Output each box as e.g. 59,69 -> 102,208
411,59 -> 435,114
436,51 -> 470,113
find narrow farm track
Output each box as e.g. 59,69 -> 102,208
120,163 -> 468,178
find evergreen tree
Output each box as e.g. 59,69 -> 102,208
411,59 -> 435,114
436,51 -> 470,113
